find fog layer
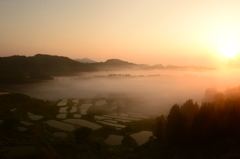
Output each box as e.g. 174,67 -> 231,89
10,68 -> 240,114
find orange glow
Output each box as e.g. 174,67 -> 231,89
0,0 -> 240,66
213,31 -> 239,58
207,24 -> 240,60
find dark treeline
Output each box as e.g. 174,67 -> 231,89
152,87 -> 240,159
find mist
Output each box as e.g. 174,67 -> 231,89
9,68 -> 240,115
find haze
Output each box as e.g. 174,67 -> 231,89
1,0 -> 240,66
10,68 -> 240,115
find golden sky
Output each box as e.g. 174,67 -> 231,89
0,0 -> 240,66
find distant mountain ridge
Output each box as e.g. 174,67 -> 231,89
0,54 -> 98,74
0,54 -> 214,85
89,58 -> 213,71
90,59 -> 138,71
75,58 -> 97,63
104,59 -> 134,65
0,54 -> 98,84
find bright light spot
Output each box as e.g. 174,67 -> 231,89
218,41 -> 238,58
209,25 -> 240,59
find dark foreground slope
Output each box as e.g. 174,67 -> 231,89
1,86 -> 240,158
0,54 -> 98,84
0,92 -> 155,159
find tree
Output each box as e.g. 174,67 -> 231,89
191,103 -> 217,145
166,104 -> 186,145
155,115 -> 165,140
180,99 -> 199,132
74,127 -> 92,144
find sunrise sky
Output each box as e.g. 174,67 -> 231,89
1,0 -> 240,66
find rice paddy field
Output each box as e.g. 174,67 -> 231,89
53,98 -> 154,146
12,96 -> 155,147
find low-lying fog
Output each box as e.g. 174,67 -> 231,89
9,68 -> 240,115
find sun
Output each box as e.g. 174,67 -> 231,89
209,26 -> 240,59
218,41 -> 238,58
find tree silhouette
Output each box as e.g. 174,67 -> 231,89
166,104 -> 186,145
74,127 -> 92,144
191,103 -> 217,145
155,115 -> 165,140
180,99 -> 199,133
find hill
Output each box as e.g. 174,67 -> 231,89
26,54 -> 98,74
0,54 -> 98,84
90,59 -> 139,71
75,58 -> 97,63
89,59 -> 212,71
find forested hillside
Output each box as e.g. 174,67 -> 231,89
152,86 -> 240,158
0,54 -> 98,84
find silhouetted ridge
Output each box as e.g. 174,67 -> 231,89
90,59 -> 137,71
89,58 -> 212,71
0,54 -> 98,84
104,59 -> 134,65
27,54 -> 97,74
75,58 -> 97,63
